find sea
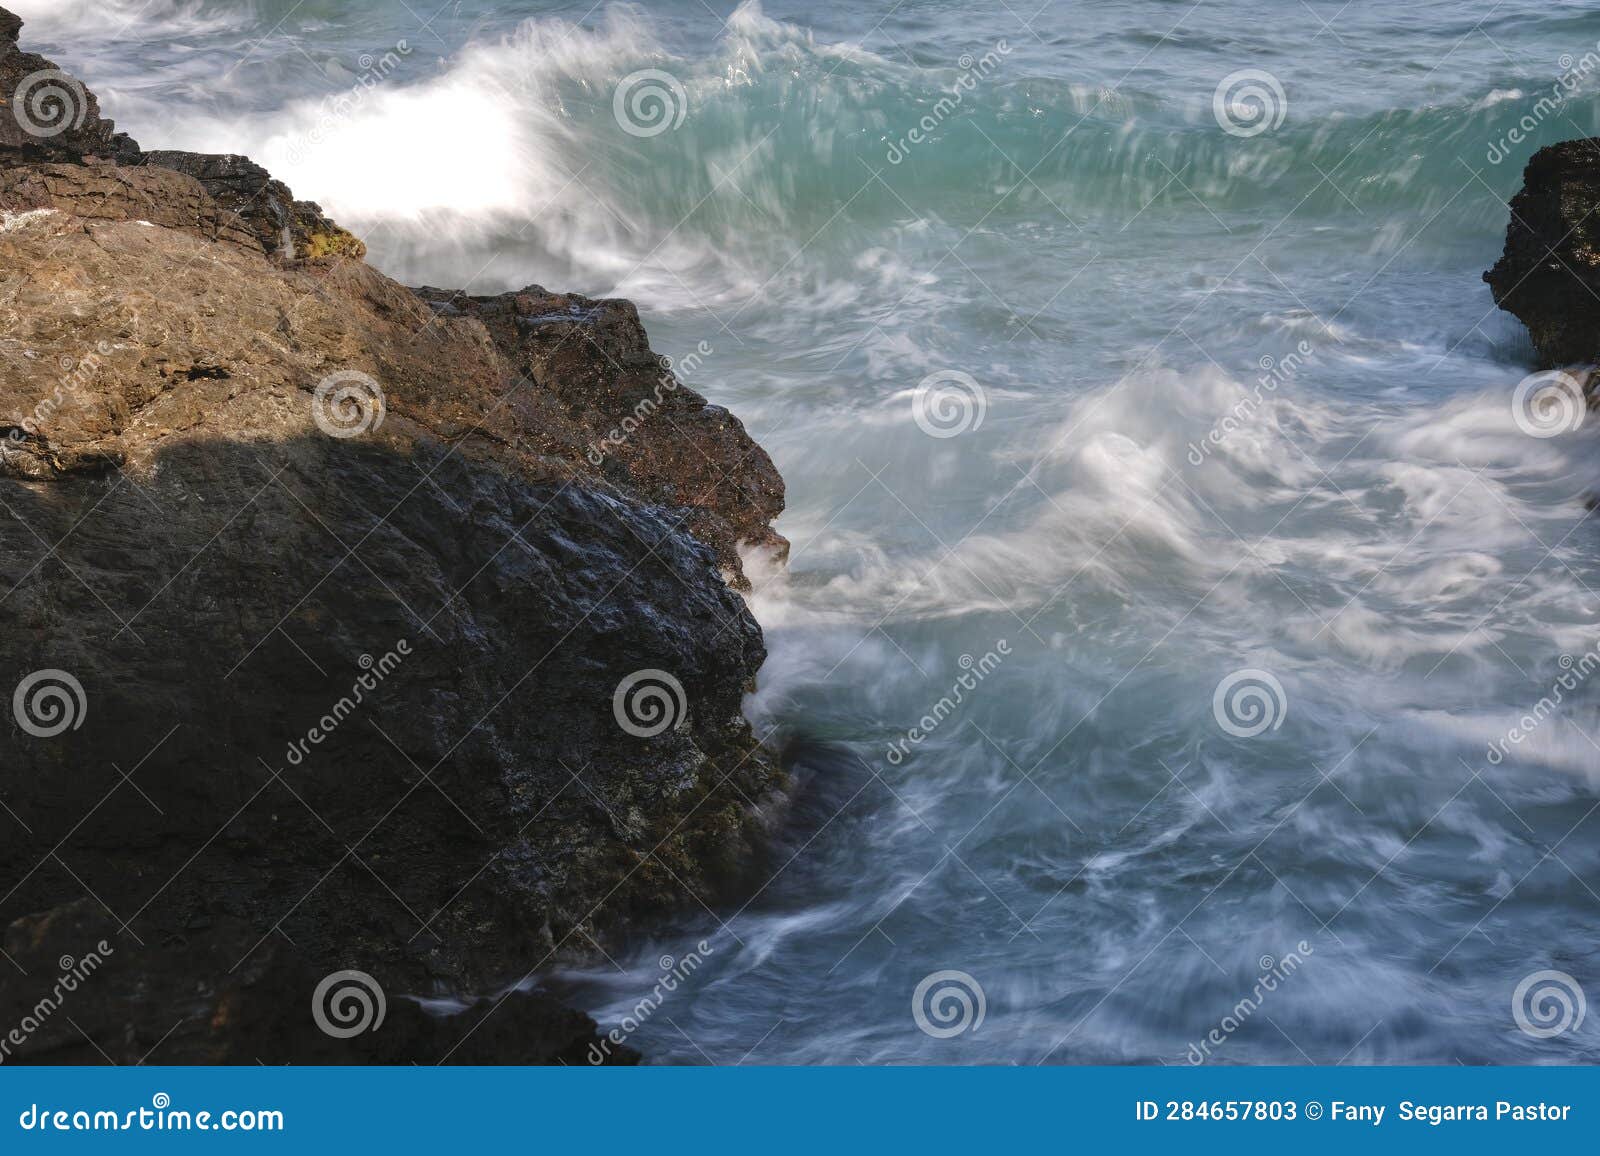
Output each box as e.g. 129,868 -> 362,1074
18,0 -> 1600,1063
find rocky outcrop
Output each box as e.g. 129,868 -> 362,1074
417,286 -> 787,576
1485,138 -> 1600,369
142,150 -> 366,261
0,8 -> 784,1064
0,161 -> 261,250
0,16 -> 138,163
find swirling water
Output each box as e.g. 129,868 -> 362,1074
24,0 -> 1600,1062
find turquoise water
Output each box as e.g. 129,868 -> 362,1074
22,0 -> 1600,1062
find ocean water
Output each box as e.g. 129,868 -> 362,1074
20,0 -> 1600,1063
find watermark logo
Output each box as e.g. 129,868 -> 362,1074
587,940 -> 715,1064
912,369 -> 987,438
16,1093 -> 284,1132
12,669 -> 86,738
1212,69 -> 1288,138
284,642 -> 410,766
7,341 -> 114,444
1212,668 -> 1287,738
312,370 -> 386,438
612,669 -> 687,738
311,970 -> 386,1038
1512,969 -> 1586,1039
1187,340 -> 1317,466
1511,369 -> 1585,438
1486,649 -> 1600,765
886,641 -> 1010,765
1486,45 -> 1600,165
613,69 -> 688,138
912,970 -> 986,1038
885,40 -> 1012,164
285,41 -> 412,165
12,70 -> 88,138
0,942 -> 114,1064
587,342 -> 713,466
1186,942 -> 1313,1063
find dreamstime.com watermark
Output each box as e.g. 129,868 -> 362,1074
6,342 -> 113,444
613,69 -> 688,138
911,369 -> 988,438
312,369 -> 387,438
885,640 -> 1011,765
11,669 -> 87,739
1212,69 -> 1287,137
885,41 -> 1012,164
284,642 -> 410,766
312,970 -> 387,1039
17,1094 -> 283,1133
587,940 -> 715,1063
1212,668 -> 1287,738
1485,648 -> 1600,766
1510,369 -> 1586,439
285,41 -> 412,164
1185,941 -> 1314,1063
1511,969 -> 1586,1039
1486,44 -> 1600,165
1187,340 -> 1317,466
10,69 -> 87,138
587,342 -> 714,465
0,942 -> 114,1064
612,668 -> 688,738
912,969 -> 986,1039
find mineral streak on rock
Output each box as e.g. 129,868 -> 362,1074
1485,138 -> 1600,370
0,6 -> 785,1064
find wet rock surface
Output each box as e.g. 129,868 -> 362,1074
1486,137 -> 1600,369
0,7 -> 784,1064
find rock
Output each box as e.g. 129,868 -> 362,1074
0,17 -> 139,163
0,6 -> 784,1064
0,12 -> 353,261
0,900 -> 638,1064
1485,138 -> 1600,368
0,162 -> 261,250
143,150 -> 366,262
417,286 -> 788,579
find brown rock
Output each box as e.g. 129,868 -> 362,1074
0,4 -> 785,1064
143,150 -> 366,262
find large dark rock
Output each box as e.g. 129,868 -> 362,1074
0,6 -> 784,1063
0,900 -> 639,1064
0,14 -> 138,163
1485,138 -> 1600,368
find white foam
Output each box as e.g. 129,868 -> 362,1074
5,0 -> 244,39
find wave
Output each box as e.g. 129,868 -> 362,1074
64,0 -> 1598,303
5,0 -> 254,38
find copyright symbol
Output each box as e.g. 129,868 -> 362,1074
1305,1101 -> 1323,1120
